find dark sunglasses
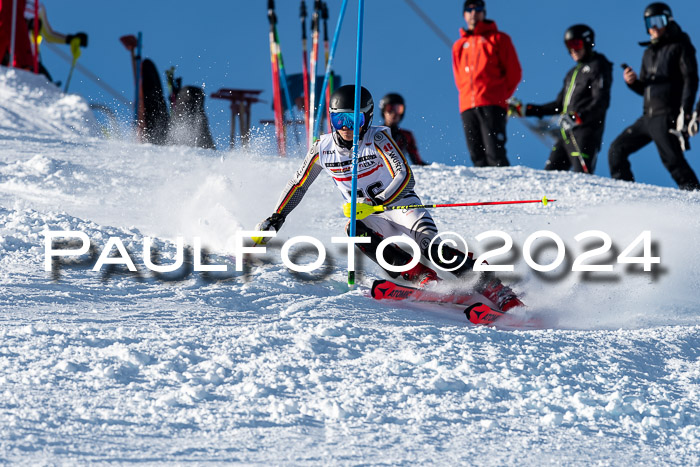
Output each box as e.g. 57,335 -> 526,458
464,5 -> 484,13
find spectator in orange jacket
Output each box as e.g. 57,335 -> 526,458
452,0 -> 522,167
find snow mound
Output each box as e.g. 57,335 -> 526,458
0,66 -> 98,139
1,64 -> 700,464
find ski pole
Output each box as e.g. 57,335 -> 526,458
63,37 -> 82,93
45,42 -> 130,105
312,0 -> 349,142
520,117 -> 559,147
33,0 -> 39,73
120,34 -> 142,126
348,0 -> 365,286
344,197 -> 555,219
564,126 -> 590,174
9,0 -> 17,67
300,1 -> 310,141
119,34 -> 137,86
134,32 -> 143,127
402,0 -> 452,48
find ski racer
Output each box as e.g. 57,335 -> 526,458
252,84 -> 523,311
452,0 -> 521,167
509,25 -> 612,174
379,93 -> 428,166
608,2 -> 700,191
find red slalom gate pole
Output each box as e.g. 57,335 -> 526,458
321,1 -> 332,132
268,0 -> 285,156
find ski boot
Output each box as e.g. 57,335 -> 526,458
478,278 -> 523,311
401,262 -> 439,288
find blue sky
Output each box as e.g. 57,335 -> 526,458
41,0 -> 700,189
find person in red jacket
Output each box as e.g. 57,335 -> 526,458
452,0 -> 522,167
0,0 -> 33,69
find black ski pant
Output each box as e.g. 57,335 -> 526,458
348,220 -> 476,279
608,114 -> 700,191
545,126 -> 602,174
460,105 -> 510,167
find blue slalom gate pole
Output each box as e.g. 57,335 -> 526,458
312,0 -> 349,142
348,0 -> 364,286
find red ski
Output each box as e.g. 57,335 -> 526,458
370,279 -> 508,326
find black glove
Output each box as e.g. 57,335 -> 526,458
65,32 -> 88,47
558,112 -> 581,131
252,213 -> 286,245
524,104 -> 545,118
27,17 -> 42,33
507,98 -> 523,117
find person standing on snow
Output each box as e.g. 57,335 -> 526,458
379,93 -> 428,166
24,0 -> 88,82
252,84 -> 523,312
509,25 -> 612,174
452,0 -> 521,167
608,2 -> 700,191
0,0 -> 33,69
0,0 -> 86,76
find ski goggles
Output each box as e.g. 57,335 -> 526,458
384,104 -> 405,115
565,38 -> 585,51
330,112 -> 365,131
645,14 -> 668,30
464,5 -> 484,13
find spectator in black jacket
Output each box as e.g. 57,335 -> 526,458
510,24 -> 612,174
608,2 -> 699,191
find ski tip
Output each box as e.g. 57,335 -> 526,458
370,279 -> 390,299
464,302 -> 506,326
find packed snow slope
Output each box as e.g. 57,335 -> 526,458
0,67 -> 699,464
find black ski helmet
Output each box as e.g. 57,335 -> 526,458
379,93 -> 406,122
463,0 -> 485,12
644,2 -> 672,19
329,85 -> 374,144
564,24 -> 595,51
643,2 -> 672,31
